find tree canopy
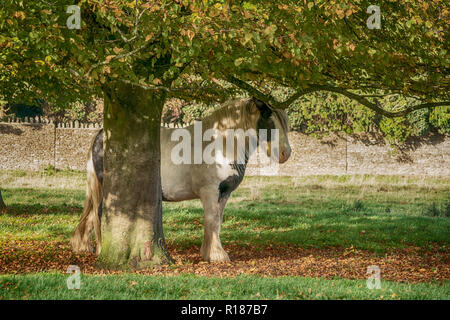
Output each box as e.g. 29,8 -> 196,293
1,0 -> 448,113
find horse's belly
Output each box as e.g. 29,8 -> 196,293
162,184 -> 197,202
161,164 -> 197,201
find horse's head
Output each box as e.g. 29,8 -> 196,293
251,98 -> 291,164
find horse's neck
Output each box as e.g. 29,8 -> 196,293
185,105 -> 258,165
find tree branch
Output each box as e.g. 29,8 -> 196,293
308,85 -> 450,117
117,80 -> 171,92
278,88 -> 321,108
134,6 -> 149,36
226,76 -> 322,108
225,76 -> 449,117
86,40 -> 156,79
112,5 -> 149,43
117,79 -> 228,97
226,76 -> 282,107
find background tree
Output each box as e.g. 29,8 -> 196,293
1,0 -> 448,269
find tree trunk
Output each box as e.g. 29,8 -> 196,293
0,190 -> 5,209
96,81 -> 171,270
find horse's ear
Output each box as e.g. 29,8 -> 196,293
251,97 -> 272,118
252,97 -> 265,109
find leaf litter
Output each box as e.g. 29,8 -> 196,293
0,240 -> 448,283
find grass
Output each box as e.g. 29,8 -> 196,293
0,170 -> 449,299
1,171 -> 448,252
0,273 -> 448,300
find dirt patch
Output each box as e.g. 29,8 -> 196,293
0,240 -> 448,283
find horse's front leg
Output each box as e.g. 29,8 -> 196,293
199,188 -> 230,262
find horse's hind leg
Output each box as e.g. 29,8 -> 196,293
199,188 -> 230,262
70,185 -> 95,253
71,157 -> 102,254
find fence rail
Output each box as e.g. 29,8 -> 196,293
1,116 -> 186,128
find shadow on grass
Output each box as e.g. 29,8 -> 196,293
1,188 -> 84,207
1,185 -> 449,254
163,200 -> 450,253
2,203 -> 82,216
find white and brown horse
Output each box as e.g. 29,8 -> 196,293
71,97 -> 291,262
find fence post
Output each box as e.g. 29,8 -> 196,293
53,121 -> 57,169
345,133 -> 348,174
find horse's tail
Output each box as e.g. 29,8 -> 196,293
70,146 -> 103,255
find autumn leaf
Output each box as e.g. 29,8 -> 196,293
13,11 -> 25,20
104,55 -> 115,63
112,47 -> 123,54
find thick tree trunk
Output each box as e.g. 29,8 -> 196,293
0,190 -> 5,209
96,81 -> 171,270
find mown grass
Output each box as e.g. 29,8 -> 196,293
0,170 -> 449,299
164,176 -> 449,252
0,273 -> 448,300
1,171 -> 448,252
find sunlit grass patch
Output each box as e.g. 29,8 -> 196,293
0,273 -> 448,300
0,171 -> 448,252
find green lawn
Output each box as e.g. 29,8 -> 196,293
0,170 -> 449,299
1,171 -> 448,251
1,273 -> 448,300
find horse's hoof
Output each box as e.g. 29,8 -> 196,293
201,247 -> 230,263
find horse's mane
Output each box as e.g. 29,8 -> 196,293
178,98 -> 289,133
271,108 -> 290,133
198,98 -> 256,131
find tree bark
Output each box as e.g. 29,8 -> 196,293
0,190 -> 6,209
96,81 -> 171,270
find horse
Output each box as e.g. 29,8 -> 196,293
70,97 -> 291,262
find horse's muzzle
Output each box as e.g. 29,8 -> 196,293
279,147 -> 291,164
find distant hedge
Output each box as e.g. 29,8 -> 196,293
170,92 -> 449,144
4,92 -> 448,144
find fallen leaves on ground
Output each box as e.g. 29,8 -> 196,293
0,240 -> 448,283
